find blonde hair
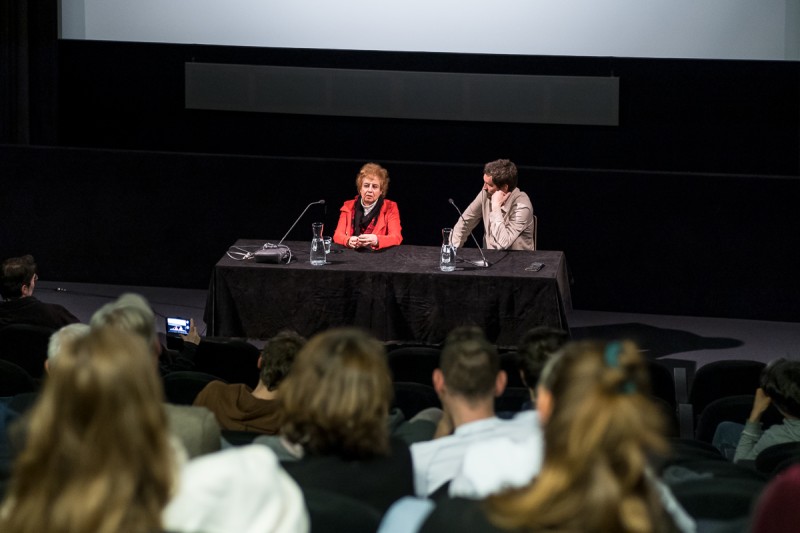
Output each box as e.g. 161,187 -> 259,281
278,328 -> 393,459
355,163 -> 390,197
487,340 -> 671,533
1,328 -> 174,533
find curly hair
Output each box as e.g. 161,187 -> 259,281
355,162 -> 390,197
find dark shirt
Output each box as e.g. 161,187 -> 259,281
282,437 -> 414,515
0,297 -> 79,330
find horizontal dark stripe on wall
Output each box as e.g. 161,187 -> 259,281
185,63 -> 619,126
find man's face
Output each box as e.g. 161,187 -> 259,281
482,174 -> 506,196
360,175 -> 383,205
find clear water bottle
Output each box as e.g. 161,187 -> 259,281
310,222 -> 326,266
440,227 -> 456,272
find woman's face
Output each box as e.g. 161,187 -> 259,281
360,175 -> 383,205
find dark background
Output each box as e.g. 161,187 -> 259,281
1,2 -> 799,321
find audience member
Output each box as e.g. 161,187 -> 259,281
0,328 -> 180,533
255,327 -> 414,514
163,445 -> 309,533
750,462 -> 800,533
90,292 -> 199,376
410,328 -> 542,498
0,255 -> 79,329
383,340 -> 693,533
90,293 -> 220,458
193,330 -> 306,433
713,358 -> 800,462
513,325 -> 569,410
451,159 -> 534,251
333,162 -> 403,250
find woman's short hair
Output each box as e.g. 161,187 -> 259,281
1,327 -> 174,533
355,162 -> 390,197
278,327 -> 393,460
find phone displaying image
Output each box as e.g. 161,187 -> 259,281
166,317 -> 191,336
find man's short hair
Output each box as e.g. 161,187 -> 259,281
517,326 -> 569,389
260,330 -> 307,391
48,323 -> 91,365
762,358 -> 800,419
484,159 -> 518,191
1,255 -> 37,299
440,329 -> 499,400
90,293 -> 157,348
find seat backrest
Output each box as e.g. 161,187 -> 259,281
0,324 -> 55,378
669,476 -> 767,521
755,442 -> 800,478
162,370 -> 226,405
531,213 -> 538,251
392,381 -> 441,418
0,359 -> 37,396
194,337 -> 261,388
648,359 -> 677,409
695,394 -> 782,443
689,360 -> 765,422
302,487 -> 382,533
387,346 -> 441,385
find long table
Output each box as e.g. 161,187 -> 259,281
204,239 -> 572,347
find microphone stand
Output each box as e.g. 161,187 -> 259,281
255,199 -> 326,263
448,198 -> 490,268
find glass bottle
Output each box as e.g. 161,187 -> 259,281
440,227 -> 456,272
310,222 -> 326,266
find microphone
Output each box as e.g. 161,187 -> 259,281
278,199 -> 325,246
448,198 -> 490,268
256,199 -> 325,263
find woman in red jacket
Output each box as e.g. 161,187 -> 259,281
333,162 -> 403,250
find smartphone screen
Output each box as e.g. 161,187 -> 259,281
166,317 -> 191,335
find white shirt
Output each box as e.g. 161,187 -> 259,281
410,410 -> 542,497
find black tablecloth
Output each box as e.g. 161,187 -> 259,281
204,240 -> 571,347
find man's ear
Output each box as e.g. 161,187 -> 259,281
257,356 -> 263,370
44,360 -> 50,375
494,370 -> 508,397
432,368 -> 445,394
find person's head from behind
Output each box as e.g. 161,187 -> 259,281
278,327 -> 393,460
761,358 -> 800,419
45,322 -> 91,373
488,340 -> 669,532
355,162 -> 389,204
483,159 -> 518,196
2,327 -> 174,533
90,293 -> 157,353
259,330 -> 307,391
1,254 -> 38,300
435,327 -> 505,403
516,326 -> 569,393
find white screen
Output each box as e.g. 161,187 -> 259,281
61,0 -> 799,61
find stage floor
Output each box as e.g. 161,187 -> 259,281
35,280 -> 800,371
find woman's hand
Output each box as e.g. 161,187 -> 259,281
347,236 -> 360,248
358,234 -> 378,248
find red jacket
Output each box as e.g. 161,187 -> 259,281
333,197 -> 403,250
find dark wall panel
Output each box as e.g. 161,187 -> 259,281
56,41 -> 800,176
1,145 -> 798,322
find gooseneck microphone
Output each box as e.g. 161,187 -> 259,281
448,198 -> 490,268
255,199 -> 325,264
278,199 -> 326,246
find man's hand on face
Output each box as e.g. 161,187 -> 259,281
491,189 -> 509,210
